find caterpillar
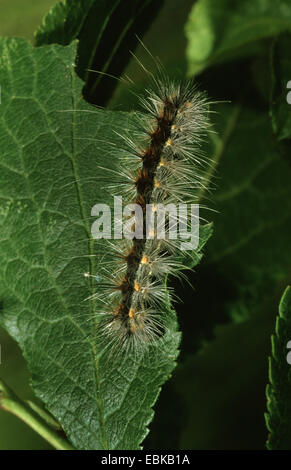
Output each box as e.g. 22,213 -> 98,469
89,69 -> 212,355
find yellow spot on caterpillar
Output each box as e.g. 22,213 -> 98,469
134,281 -> 141,292
141,255 -> 149,264
113,306 -> 120,316
178,100 -> 192,115
168,94 -> 176,102
154,180 -> 161,188
129,307 -> 135,318
158,159 -> 166,168
148,229 -> 156,237
165,138 -> 172,147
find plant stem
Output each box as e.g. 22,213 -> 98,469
26,400 -> 62,431
0,378 -> 74,450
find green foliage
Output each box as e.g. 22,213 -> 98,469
34,0 -> 95,45
177,1 -> 291,329
200,103 -> 291,322
144,0 -> 291,451
185,0 -> 291,76
35,0 -> 164,105
270,34 -> 291,142
266,287 -> 291,450
0,37 -> 212,449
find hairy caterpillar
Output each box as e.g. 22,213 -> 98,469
89,68 -> 212,355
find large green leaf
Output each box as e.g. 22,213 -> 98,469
185,0 -> 291,76
266,286 -> 291,450
35,0 -> 164,106
177,0 -> 291,332
0,38 -> 212,450
201,102 -> 291,321
34,0 -> 95,45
